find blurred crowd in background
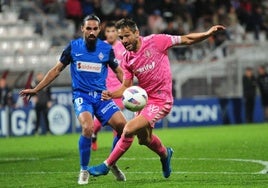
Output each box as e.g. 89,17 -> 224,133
9,0 -> 268,42
45,0 -> 267,41
0,0 -> 267,60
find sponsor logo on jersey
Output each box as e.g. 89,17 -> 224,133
136,61 -> 155,73
98,52 -> 104,60
77,61 -> 102,73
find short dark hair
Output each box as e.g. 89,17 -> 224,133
245,67 -> 253,71
82,14 -> 101,26
115,18 -> 138,32
104,21 -> 116,29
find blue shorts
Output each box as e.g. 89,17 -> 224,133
73,91 -> 120,126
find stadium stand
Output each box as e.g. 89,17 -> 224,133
0,1 -> 71,88
0,0 -> 268,98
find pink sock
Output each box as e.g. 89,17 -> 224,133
106,136 -> 134,166
93,118 -> 102,134
147,135 -> 167,158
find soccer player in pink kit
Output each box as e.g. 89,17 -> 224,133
91,21 -> 127,151
88,18 -> 226,179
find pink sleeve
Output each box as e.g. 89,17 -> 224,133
153,34 -> 181,51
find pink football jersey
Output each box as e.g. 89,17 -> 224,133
106,40 -> 125,91
122,34 -> 180,103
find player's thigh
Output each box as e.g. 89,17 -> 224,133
108,111 -> 126,135
73,97 -> 94,129
139,100 -> 172,128
78,111 -> 93,126
123,115 -> 150,137
73,94 -> 94,128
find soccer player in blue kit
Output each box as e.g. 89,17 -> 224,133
20,14 -> 127,185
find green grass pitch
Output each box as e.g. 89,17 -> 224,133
0,124 -> 268,188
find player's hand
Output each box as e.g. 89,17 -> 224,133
101,90 -> 112,100
19,89 -> 37,102
208,25 -> 226,35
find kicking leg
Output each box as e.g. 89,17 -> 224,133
138,127 -> 173,178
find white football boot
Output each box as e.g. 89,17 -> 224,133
78,170 -> 89,185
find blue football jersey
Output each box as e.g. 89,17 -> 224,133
59,38 -> 118,93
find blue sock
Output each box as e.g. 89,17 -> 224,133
79,135 -> 91,170
111,135 -> 121,152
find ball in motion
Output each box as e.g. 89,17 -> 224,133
122,86 -> 148,112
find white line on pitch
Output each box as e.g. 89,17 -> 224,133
118,157 -> 268,174
0,157 -> 267,174
0,171 -> 263,175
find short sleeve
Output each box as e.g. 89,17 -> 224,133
59,43 -> 72,65
153,34 -> 181,51
108,49 -> 119,71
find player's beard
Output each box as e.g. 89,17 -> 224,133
85,35 -> 97,51
124,39 -> 138,51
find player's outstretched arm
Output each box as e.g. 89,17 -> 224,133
19,61 -> 65,99
180,25 -> 226,45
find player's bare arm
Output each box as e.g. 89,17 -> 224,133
180,25 -> 226,45
19,61 -> 65,98
102,79 -> 132,100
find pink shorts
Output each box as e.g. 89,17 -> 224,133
113,97 -> 124,109
137,98 -> 173,128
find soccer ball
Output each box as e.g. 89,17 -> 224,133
122,86 -> 148,112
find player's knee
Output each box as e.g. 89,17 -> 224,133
117,121 -> 126,134
110,115 -> 126,135
122,127 -> 134,137
82,124 -> 94,137
138,137 -> 151,145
